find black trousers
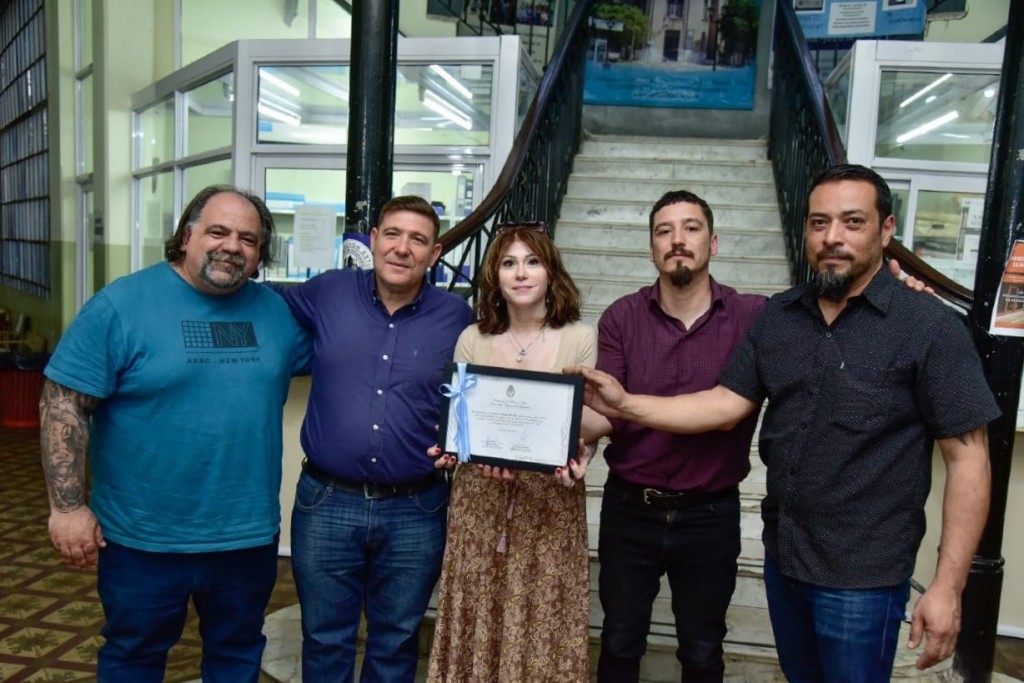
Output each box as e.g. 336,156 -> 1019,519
596,476 -> 741,683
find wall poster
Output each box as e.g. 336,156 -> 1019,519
583,0 -> 761,110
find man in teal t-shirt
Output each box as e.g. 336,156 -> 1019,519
41,185 -> 311,682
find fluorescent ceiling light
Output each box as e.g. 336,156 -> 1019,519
429,65 -> 473,100
423,89 -> 472,130
259,88 -> 299,113
258,102 -> 301,126
984,88 -> 996,98
899,73 -> 952,109
258,98 -> 300,119
941,133 -> 971,139
260,69 -> 301,97
896,110 -> 959,144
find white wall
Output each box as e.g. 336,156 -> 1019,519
925,1 -> 1009,43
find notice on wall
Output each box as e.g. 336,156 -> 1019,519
292,205 -> 337,271
827,2 -> 875,35
795,0 -> 925,40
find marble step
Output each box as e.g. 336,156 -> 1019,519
567,176 -> 777,206
259,604 -> 964,683
560,197 -> 780,226
562,246 -> 789,280
556,220 -> 786,256
571,155 -> 775,184
579,136 -> 768,162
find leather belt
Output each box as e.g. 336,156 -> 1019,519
608,473 -> 738,510
301,459 -> 442,500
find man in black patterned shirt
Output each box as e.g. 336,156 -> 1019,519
573,165 -> 998,681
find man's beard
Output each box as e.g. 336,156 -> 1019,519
199,251 -> 248,291
668,263 -> 693,288
811,268 -> 852,302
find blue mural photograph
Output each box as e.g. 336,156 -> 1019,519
584,0 -> 760,109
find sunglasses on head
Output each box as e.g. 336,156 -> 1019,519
494,221 -> 549,235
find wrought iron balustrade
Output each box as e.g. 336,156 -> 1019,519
431,0 -> 592,306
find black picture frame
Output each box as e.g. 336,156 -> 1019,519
438,362 -> 585,473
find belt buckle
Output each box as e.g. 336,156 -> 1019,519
363,483 -> 384,500
642,488 -> 658,505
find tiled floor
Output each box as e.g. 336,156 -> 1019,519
2,425 -> 1022,681
0,427 -> 296,682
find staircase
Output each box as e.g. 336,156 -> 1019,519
557,135 -> 789,326
557,133 -> 787,681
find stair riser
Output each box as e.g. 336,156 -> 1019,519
569,255 -> 790,286
560,199 -> 780,226
581,140 -> 767,162
572,158 -> 774,183
557,229 -> 786,256
568,178 -> 778,205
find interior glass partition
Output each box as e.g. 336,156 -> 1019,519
131,37 -> 535,281
825,40 -> 1002,291
824,39 -> 1017,422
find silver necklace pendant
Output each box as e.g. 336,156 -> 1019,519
516,349 -> 526,362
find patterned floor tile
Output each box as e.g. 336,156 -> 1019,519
56,634 -> 101,665
40,602 -> 103,628
24,572 -> 94,595
0,627 -> 76,658
0,662 -> 27,679
0,595 -> 58,620
23,669 -> 95,682
0,564 -> 44,587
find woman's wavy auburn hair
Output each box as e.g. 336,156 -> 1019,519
476,224 -> 582,335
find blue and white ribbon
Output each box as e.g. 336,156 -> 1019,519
440,362 -> 478,463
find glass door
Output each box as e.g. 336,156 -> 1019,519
253,155 -> 482,283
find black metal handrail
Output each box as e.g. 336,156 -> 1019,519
431,0 -> 591,305
768,0 -> 973,311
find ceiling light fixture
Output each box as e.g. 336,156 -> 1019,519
259,87 -> 299,113
899,73 -> 953,109
258,101 -> 301,126
429,65 -> 473,100
260,69 -> 301,97
895,110 -> 959,144
423,89 -> 472,130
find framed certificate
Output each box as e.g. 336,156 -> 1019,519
438,362 -> 585,473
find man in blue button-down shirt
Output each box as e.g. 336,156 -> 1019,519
275,196 -> 473,682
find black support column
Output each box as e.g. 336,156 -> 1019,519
345,0 -> 400,235
959,2 -> 1024,679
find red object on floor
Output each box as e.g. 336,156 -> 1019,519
0,369 -> 44,428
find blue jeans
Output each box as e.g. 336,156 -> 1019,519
96,539 -> 277,683
597,477 -> 741,683
764,553 -> 910,683
290,471 -> 448,683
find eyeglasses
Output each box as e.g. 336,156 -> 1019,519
493,221 -> 549,236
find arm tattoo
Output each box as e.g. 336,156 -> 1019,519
955,427 -> 984,447
39,380 -> 101,512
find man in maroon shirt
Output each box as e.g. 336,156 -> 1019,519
593,190 -> 766,683
590,189 -> 925,682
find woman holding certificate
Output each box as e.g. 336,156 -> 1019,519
427,222 -> 596,682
